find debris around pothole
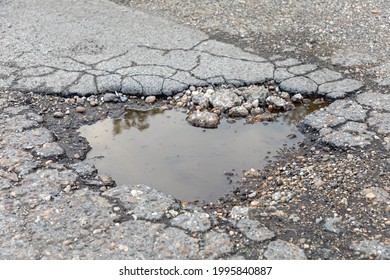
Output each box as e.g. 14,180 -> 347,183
186,111 -> 220,128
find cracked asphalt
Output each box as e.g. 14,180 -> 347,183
0,0 -> 274,95
0,0 -> 389,260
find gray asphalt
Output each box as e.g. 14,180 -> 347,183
0,0 -> 275,96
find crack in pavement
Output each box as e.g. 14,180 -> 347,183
0,0 -> 387,147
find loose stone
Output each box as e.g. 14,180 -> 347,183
228,106 -> 249,118
53,112 -> 64,118
89,100 -> 99,107
209,89 -> 243,110
266,95 -> 292,110
119,96 -> 128,103
251,112 -> 278,123
145,96 -> 156,103
187,111 -> 219,128
76,106 -> 86,113
324,217 -> 342,234
280,92 -> 290,100
250,107 -> 264,116
291,94 -> 304,103
103,93 -> 117,102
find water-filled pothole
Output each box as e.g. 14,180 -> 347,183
78,103 -> 323,202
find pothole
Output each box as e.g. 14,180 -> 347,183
78,84 -> 327,202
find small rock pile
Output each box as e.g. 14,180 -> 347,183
53,82 -> 328,129
152,84 -> 322,128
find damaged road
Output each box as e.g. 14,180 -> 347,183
0,0 -> 389,260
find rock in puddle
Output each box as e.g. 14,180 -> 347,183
266,95 -> 294,110
228,106 -> 249,118
186,111 -> 219,128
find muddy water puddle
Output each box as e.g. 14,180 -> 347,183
79,104 -> 321,202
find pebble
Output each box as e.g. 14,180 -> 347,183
250,200 -> 261,206
187,111 -> 220,128
145,96 -> 156,103
103,93 -> 117,102
324,217 -> 342,234
280,92 -> 290,100
228,106 -> 249,118
291,93 -> 304,102
53,112 -> 64,118
251,99 -> 259,108
76,106 -> 86,113
119,96 -> 128,103
289,214 -> 301,222
89,100 -> 98,107
247,191 -> 257,198
365,193 -> 376,199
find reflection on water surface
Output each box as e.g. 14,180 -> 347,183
79,104 -> 321,202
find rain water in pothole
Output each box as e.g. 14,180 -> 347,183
79,104 -> 322,202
